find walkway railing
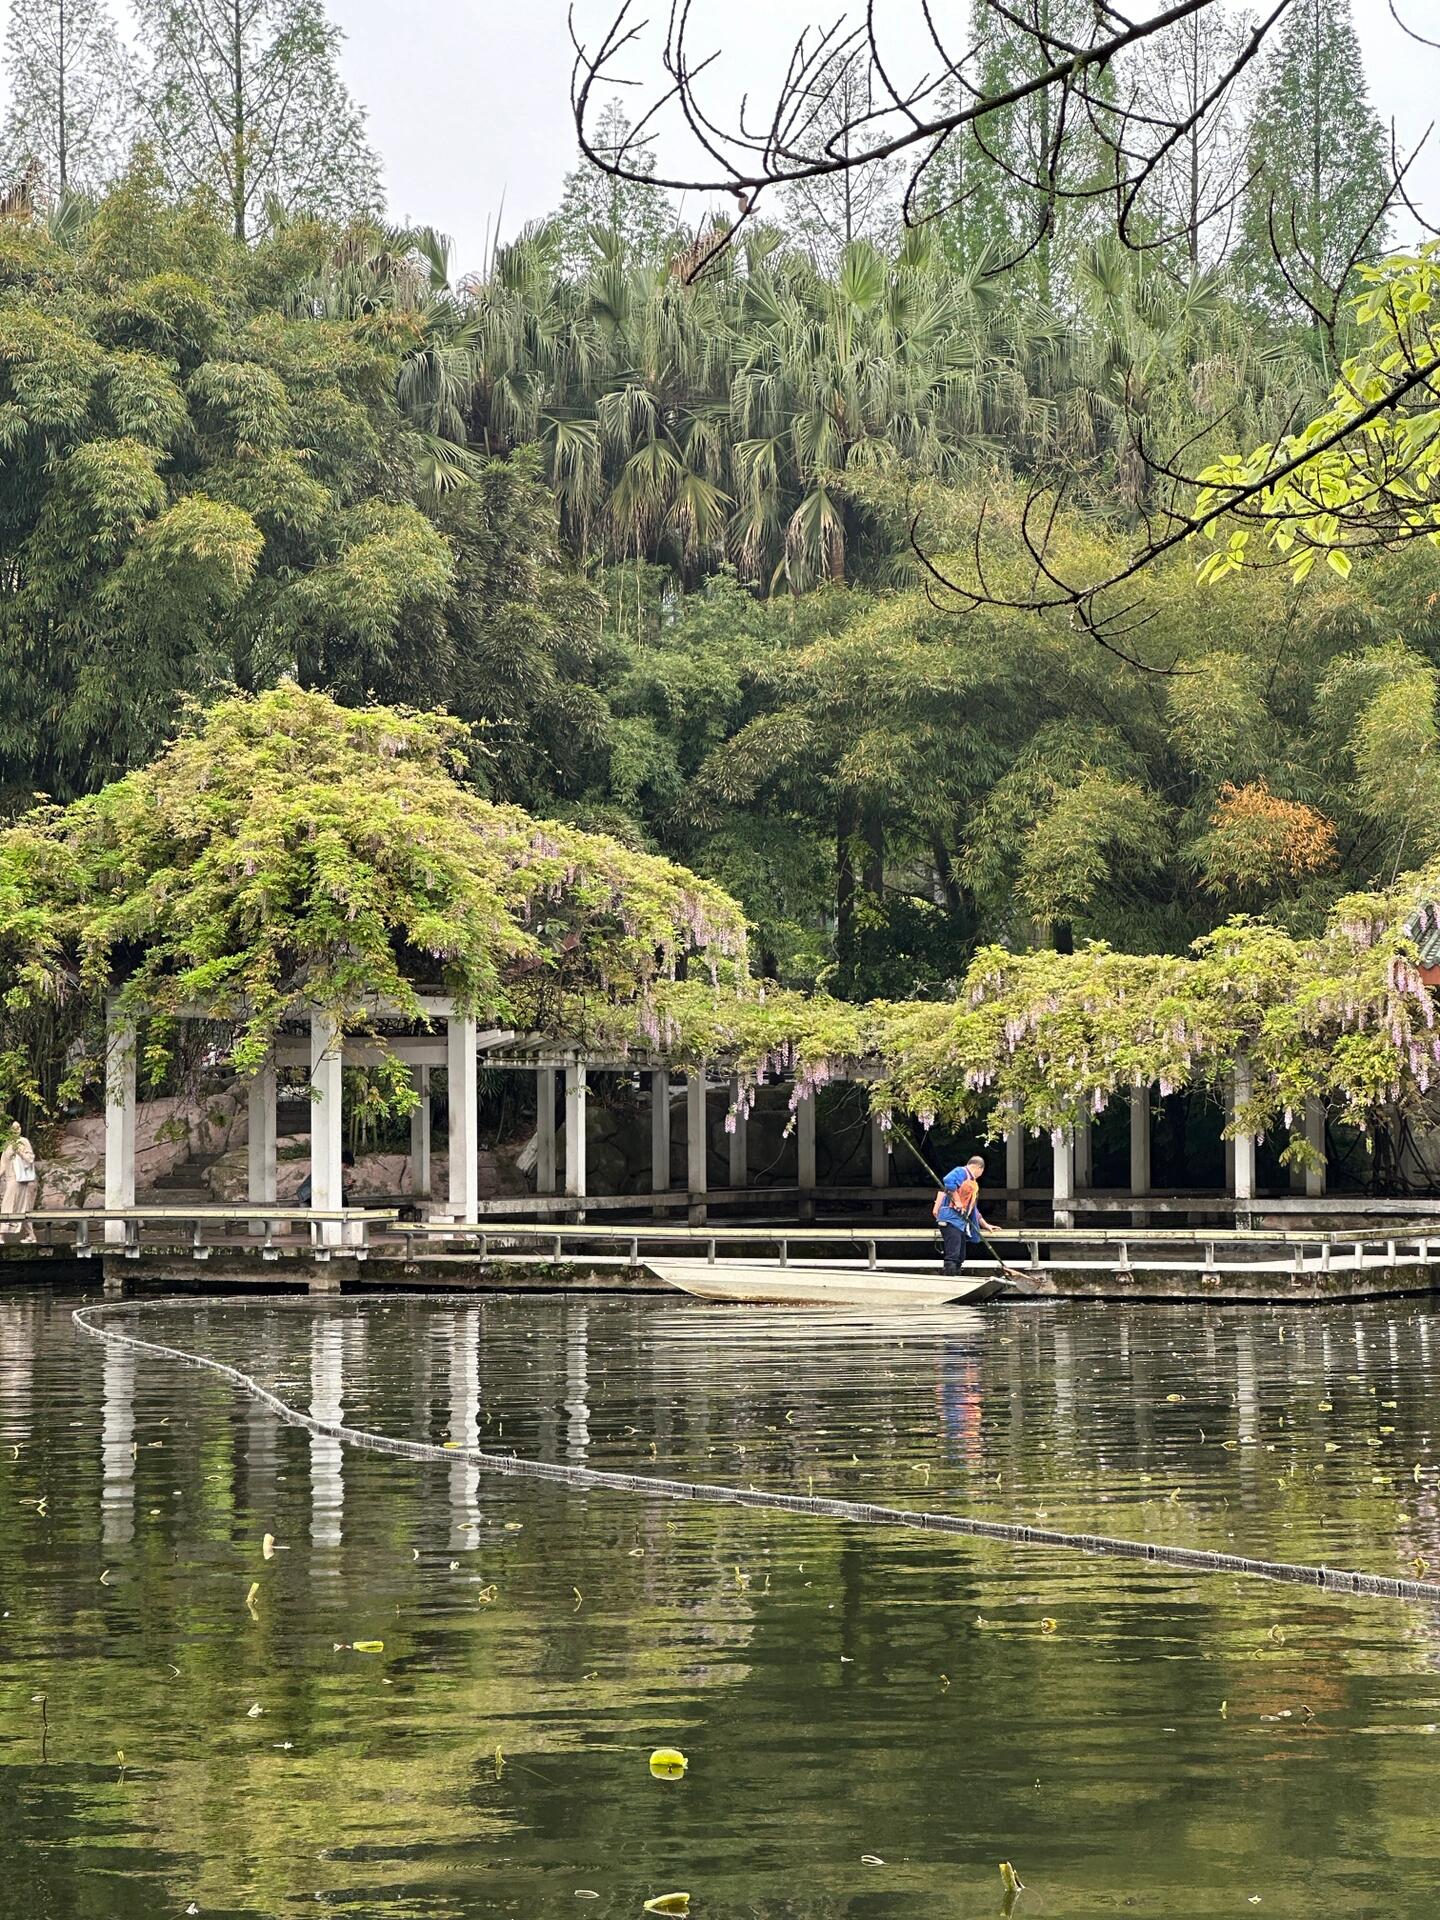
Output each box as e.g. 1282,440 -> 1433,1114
4,1206 -> 1438,1285
8,1207 -> 395,1260
387,1217 -> 1439,1281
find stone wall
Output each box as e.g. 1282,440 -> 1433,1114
41,1085 -> 248,1207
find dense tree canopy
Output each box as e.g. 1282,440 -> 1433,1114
4,25 -> 1440,1185
0,684 -> 747,1108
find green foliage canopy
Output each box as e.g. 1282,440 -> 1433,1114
0,685 -> 749,1103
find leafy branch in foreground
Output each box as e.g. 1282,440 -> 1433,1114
1194,242 -> 1440,584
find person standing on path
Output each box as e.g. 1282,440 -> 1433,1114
1,1134 -> 38,1242
932,1155 -> 993,1276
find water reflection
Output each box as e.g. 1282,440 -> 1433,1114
309,1314 -> 345,1550
5,1291 -> 1440,1920
100,1336 -> 135,1547
447,1306 -> 481,1547
565,1306 -> 591,1461
0,1297 -> 34,1443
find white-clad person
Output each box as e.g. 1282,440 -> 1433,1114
1,1135 -> 39,1242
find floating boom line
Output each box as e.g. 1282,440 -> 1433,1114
73,1297 -> 1440,1607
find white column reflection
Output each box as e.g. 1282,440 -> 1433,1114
0,1301 -> 36,1444
448,1309 -> 481,1549
100,1338 -> 136,1547
310,1316 -> 346,1550
564,1308 -> 591,1463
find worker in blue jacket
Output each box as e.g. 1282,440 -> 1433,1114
932,1155 -> 993,1274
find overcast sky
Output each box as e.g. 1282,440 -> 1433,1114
3,1 -> 1436,275
325,0 -> 1440,273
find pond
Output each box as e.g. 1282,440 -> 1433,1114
3,1286 -> 1440,1918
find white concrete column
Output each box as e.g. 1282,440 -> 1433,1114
1303,1095 -> 1326,1199
686,1072 -> 708,1224
869,1110 -> 889,1188
563,1063 -> 588,1199
1074,1114 -> 1093,1190
104,1001 -> 136,1246
1052,1126 -> 1076,1229
247,1059 -> 278,1235
536,1066 -> 557,1195
728,1076 -> 748,1189
409,1064 -> 431,1198
651,1070 -> 672,1195
797,1092 -> 817,1223
1231,1056 -> 1256,1205
309,1012 -> 343,1247
1130,1086 -> 1151,1194
446,1013 -> 478,1223
1005,1128 -> 1024,1225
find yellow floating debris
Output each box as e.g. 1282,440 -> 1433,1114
649,1748 -> 688,1779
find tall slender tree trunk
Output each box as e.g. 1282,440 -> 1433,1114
1186,21 -> 1200,273
861,809 -> 884,898
835,798 -> 857,994
1308,0 -> 1326,372
231,0 -> 247,240
56,0 -> 68,191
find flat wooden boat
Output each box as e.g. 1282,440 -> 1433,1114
646,1257 -> 1011,1307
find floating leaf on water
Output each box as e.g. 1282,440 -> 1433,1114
351,1640 -> 384,1654
1325,1443 -> 1340,1453
649,1747 -> 688,1779
503,1522 -> 524,1531
999,1862 -> 1025,1894
860,1855 -> 884,1866
1415,1557 -> 1430,1577
573,1587 -> 584,1610
1318,1401 -> 1333,1412
262,1534 -> 276,1560
477,1584 -> 498,1604
99,1568 -> 111,1585
643,1894 -> 690,1913
246,1702 -> 264,1718
245,1581 -> 260,1616
1165,1394 -> 1184,1403
628,1547 -> 645,1557
1039,1618 -> 1059,1635
575,1892 -> 599,1901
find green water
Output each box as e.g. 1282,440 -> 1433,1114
4,1288 -> 1440,1918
